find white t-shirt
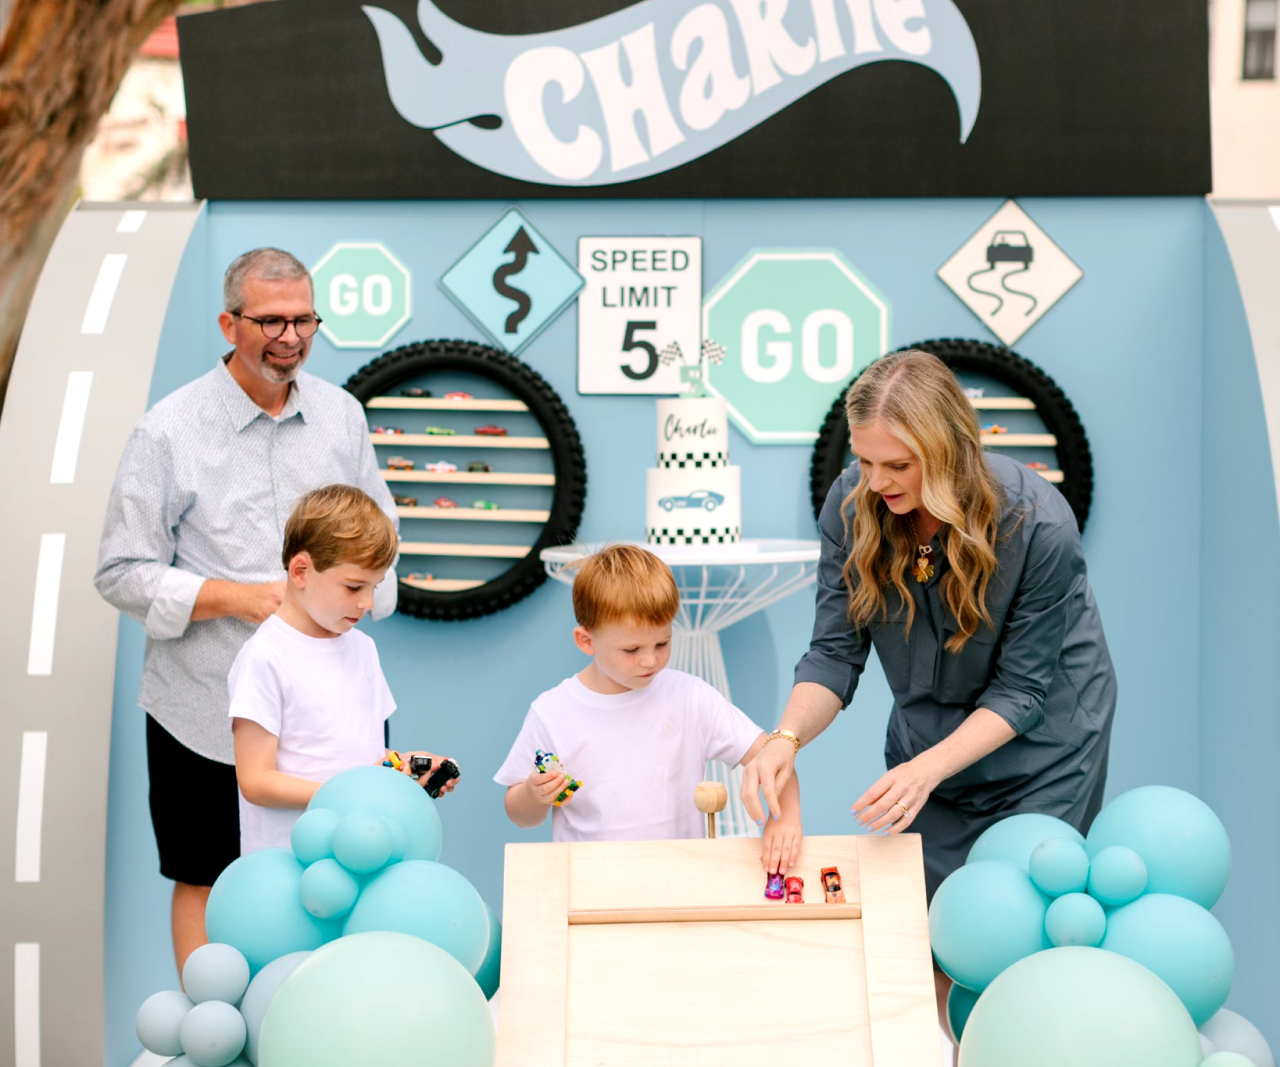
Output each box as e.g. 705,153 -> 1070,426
493,668 -> 762,843
227,614 -> 395,854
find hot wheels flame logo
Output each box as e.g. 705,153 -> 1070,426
364,0 -> 981,186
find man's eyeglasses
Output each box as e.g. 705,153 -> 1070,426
234,313 -> 322,340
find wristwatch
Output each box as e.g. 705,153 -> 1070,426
766,728 -> 801,754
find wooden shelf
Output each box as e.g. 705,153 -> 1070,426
1033,469 -> 1064,483
373,433 -> 548,449
981,433 -> 1057,446
400,577 -> 486,592
382,470 -> 555,486
969,397 -> 1035,410
368,398 -> 529,412
399,541 -> 532,559
398,506 -> 551,522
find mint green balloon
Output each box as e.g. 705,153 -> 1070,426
1202,1054 -> 1260,1067
958,947 -> 1202,1067
967,814 -> 1085,871
257,931 -> 495,1067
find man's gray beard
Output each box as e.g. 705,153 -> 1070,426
261,355 -> 301,384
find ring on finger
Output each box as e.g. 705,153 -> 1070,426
895,800 -> 910,817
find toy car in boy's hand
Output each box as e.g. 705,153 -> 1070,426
534,750 -> 582,806
423,758 -> 460,798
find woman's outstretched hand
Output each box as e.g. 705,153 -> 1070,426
852,756 -> 940,834
741,739 -> 795,828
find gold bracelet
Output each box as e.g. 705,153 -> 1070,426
766,729 -> 801,754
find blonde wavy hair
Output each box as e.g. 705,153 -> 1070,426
841,350 -> 1002,652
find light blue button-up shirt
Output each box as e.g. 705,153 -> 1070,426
95,358 -> 399,763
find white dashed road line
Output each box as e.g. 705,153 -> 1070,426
14,942 -> 39,1067
49,373 -> 93,485
117,210 -> 147,234
26,534 -> 65,677
14,733 -> 47,884
80,254 -> 127,335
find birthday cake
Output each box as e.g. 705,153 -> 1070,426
646,397 -> 741,545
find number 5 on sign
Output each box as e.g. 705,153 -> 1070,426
577,237 -> 702,394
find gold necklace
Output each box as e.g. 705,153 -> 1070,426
908,515 -> 934,583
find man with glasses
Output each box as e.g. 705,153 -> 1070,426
95,248 -> 399,974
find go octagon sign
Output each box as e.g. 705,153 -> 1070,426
703,251 -> 890,444
311,242 -> 412,349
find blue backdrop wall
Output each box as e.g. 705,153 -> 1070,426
102,196 -> 1277,1062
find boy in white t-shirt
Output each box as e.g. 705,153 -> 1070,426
495,544 -> 802,873
229,484 -> 457,853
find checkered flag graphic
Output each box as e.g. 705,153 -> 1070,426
701,337 -> 726,365
659,341 -> 683,365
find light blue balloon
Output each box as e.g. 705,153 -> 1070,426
136,989 -> 194,1056
1029,837 -> 1090,897
947,983 -> 980,1042
386,820 -> 408,864
1087,845 -> 1148,906
178,1000 -> 247,1067
344,860 -> 489,974
1100,893 -> 1234,1027
967,814 -> 1085,871
299,859 -> 360,920
473,900 -> 502,999
331,812 -> 394,874
238,951 -> 311,1066
1086,785 -> 1232,909
1044,892 -> 1107,947
182,943 -> 251,1006
257,932 -> 495,1067
929,861 -> 1051,992
958,947 -> 1202,1067
308,766 -> 442,864
290,809 -> 341,866
206,849 -> 340,975
1202,1054 -> 1260,1067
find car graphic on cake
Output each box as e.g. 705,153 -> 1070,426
658,489 -> 725,512
474,424 -> 508,436
424,425 -> 456,435
425,460 -> 458,473
386,456 -> 414,471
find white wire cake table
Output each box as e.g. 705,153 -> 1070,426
541,539 -> 820,837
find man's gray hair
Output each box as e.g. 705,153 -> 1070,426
223,248 -> 313,313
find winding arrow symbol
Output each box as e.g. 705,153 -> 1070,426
493,226 -> 538,334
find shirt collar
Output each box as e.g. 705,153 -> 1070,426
215,355 -> 308,431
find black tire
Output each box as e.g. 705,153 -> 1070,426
345,339 -> 587,621
809,339 -> 1093,531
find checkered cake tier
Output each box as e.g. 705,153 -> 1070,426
645,461 -> 741,546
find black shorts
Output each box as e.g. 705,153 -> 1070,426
146,715 -> 241,886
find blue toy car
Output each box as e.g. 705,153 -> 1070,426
657,489 -> 725,512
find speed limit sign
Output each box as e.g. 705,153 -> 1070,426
577,236 -> 702,394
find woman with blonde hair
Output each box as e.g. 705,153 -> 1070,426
742,348 -> 1116,899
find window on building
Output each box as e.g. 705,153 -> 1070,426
1243,0 -> 1276,79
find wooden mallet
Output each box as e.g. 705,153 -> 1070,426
694,781 -> 728,839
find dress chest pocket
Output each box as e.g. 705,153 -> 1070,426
934,615 -> 1001,706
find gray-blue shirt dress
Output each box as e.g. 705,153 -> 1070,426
795,453 -> 1117,898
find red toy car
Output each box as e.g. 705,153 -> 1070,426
785,876 -> 804,904
370,425 -> 404,435
474,424 -> 508,436
444,391 -> 473,400
405,572 -> 434,582
433,496 -> 459,508
1026,461 -> 1050,470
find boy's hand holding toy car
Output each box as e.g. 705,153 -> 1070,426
383,750 -> 461,797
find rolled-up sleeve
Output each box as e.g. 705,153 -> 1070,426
794,471 -> 872,705
348,401 -> 400,621
94,425 -> 204,640
977,518 -> 1083,735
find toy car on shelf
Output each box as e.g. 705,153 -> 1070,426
1026,461 -> 1050,470
392,494 -> 418,507
433,496 -> 459,508
785,876 -> 804,904
467,461 -> 492,473
474,424 -> 508,436
963,387 -> 985,400
981,423 -> 1009,434
399,387 -> 432,397
405,572 -> 434,581
658,489 -> 725,512
424,425 -> 457,435
370,425 -> 404,435
765,872 -> 785,900
425,460 -> 458,473
444,391 -> 473,400
386,456 -> 414,471
472,499 -> 500,510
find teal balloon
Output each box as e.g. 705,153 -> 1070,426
299,859 -> 360,920
967,814 -> 1085,871
308,766 -> 441,864
387,820 -> 408,863
958,947 -> 1202,1067
1029,838 -> 1090,897
929,861 -> 1050,991
290,809 -> 340,866
343,861 -> 489,974
182,943 -> 251,1006
331,812 -> 394,874
473,901 -> 502,999
1044,892 -> 1107,947
1202,1054 -> 1261,1067
1087,845 -> 1148,906
178,1000 -> 247,1067
947,983 -> 980,1042
1100,893 -> 1234,1026
257,931 -> 496,1067
206,849 -> 340,975
239,951 -> 311,1066
1086,785 -> 1231,909
1200,1008 -> 1276,1067
136,989 -> 194,1056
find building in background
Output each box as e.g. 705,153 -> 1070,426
1211,0 -> 1279,197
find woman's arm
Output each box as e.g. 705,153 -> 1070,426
740,681 -> 843,825
232,718 -> 321,809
